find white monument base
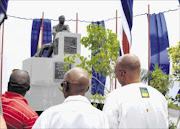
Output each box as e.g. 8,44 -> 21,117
22,32 -> 91,111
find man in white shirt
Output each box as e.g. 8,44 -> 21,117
33,67 -> 109,128
103,54 -> 168,129
177,121 -> 180,129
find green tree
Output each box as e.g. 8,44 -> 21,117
167,42 -> 180,81
63,24 -> 120,93
167,42 -> 180,128
150,65 -> 173,94
140,65 -> 173,95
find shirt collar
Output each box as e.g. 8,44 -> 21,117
64,95 -> 91,105
3,91 -> 28,104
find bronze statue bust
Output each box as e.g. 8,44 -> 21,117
52,15 -> 70,42
34,15 -> 71,57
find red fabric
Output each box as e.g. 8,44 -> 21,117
1,91 -> 38,129
122,30 -> 130,54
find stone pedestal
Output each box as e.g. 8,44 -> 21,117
23,32 -> 91,111
53,32 -> 81,59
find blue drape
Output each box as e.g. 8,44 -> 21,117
0,0 -> 8,13
150,13 -> 170,75
91,21 -> 106,96
0,0 -> 8,26
31,19 -> 52,57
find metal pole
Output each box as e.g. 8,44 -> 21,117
115,10 -> 118,89
41,12 -> 44,46
148,5 -> 151,85
148,5 -> 150,71
0,23 -> 5,95
76,13 -> 78,33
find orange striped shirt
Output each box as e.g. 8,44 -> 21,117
1,92 -> 38,129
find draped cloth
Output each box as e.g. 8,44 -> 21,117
31,19 -> 52,57
150,13 -> 170,74
91,21 -> 106,96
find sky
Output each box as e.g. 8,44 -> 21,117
0,0 -> 180,95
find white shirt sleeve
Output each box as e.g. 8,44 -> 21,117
103,92 -> 120,129
177,120 -> 180,129
32,110 -> 50,129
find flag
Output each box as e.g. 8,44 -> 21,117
120,0 -> 133,54
0,0 -> 8,25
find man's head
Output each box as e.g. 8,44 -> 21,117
61,67 -> 89,98
8,70 -> 30,97
59,15 -> 65,25
115,54 -> 141,86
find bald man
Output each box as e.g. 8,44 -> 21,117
103,54 -> 168,128
1,70 -> 38,129
33,67 -> 109,128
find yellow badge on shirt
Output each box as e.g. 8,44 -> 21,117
140,87 -> 149,98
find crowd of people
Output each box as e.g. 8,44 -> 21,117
1,53 -> 180,129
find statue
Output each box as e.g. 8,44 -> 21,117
34,15 -> 71,57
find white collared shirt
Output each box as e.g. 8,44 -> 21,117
177,121 -> 180,129
103,83 -> 168,129
33,95 -> 109,129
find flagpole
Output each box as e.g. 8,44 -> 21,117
0,23 -> 5,95
41,12 -> 44,46
115,10 -> 118,90
76,13 -> 78,33
148,5 -> 151,84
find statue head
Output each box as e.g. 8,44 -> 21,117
59,15 -> 65,24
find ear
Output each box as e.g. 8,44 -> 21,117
8,82 -> 11,91
26,85 -> 30,91
63,82 -> 69,92
65,85 -> 69,92
121,71 -> 123,76
86,86 -> 89,92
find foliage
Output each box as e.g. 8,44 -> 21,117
140,65 -> 173,94
91,93 -> 105,110
140,68 -> 152,84
169,120 -> 177,129
167,42 -> 180,81
91,93 -> 106,100
150,64 -> 173,94
168,102 -> 180,110
63,24 -> 120,92
167,94 -> 180,110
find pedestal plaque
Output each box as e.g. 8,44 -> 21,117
64,37 -> 77,54
54,62 -> 71,81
